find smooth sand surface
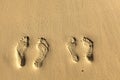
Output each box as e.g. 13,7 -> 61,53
0,0 -> 120,80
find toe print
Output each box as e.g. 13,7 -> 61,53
66,37 -> 79,63
16,36 -> 29,67
34,37 -> 49,68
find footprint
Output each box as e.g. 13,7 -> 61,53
34,37 -> 49,68
82,37 -> 94,62
66,37 -> 79,63
16,36 -> 29,67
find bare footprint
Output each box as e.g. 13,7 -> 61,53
66,37 -> 79,63
34,37 -> 49,68
16,36 -> 29,67
82,37 -> 94,62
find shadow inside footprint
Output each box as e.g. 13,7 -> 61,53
83,37 -> 94,62
87,53 -> 94,61
34,37 -> 49,68
20,55 -> 26,66
67,37 -> 80,63
16,36 -> 29,67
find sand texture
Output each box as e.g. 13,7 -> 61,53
0,0 -> 120,80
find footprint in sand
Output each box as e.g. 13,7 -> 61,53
16,36 -> 29,67
34,37 -> 49,68
66,37 -> 79,63
82,37 -> 94,62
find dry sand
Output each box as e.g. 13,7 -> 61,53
0,0 -> 120,80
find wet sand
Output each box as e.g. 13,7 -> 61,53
0,0 -> 120,80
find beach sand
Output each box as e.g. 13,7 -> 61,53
0,0 -> 120,80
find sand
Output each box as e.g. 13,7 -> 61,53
0,0 -> 120,80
